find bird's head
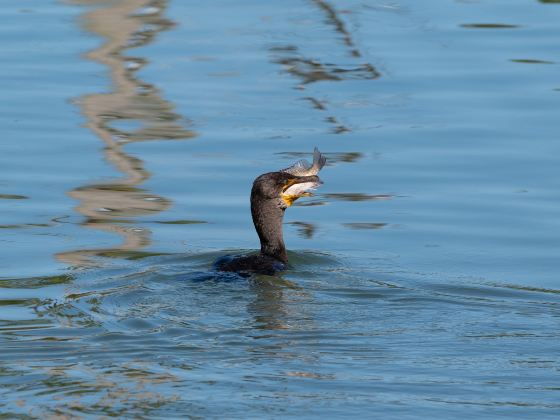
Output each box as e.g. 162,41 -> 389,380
251,171 -> 322,209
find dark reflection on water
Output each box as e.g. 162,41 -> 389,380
289,221 -> 317,239
0,223 -> 50,229
0,194 -> 28,200
510,59 -> 555,64
293,199 -> 327,207
460,23 -> 520,29
343,222 -> 388,230
247,281 -> 296,331
269,0 -> 380,134
275,55 -> 380,84
324,193 -> 393,201
313,0 -> 363,58
58,0 -> 195,266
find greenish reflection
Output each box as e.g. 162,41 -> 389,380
58,0 -> 196,267
94,250 -> 171,260
0,274 -> 73,289
0,223 -> 50,229
0,194 -> 28,199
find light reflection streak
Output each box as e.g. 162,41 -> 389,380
58,0 -> 195,266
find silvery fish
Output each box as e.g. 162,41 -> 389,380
281,147 -> 327,176
280,147 -> 326,199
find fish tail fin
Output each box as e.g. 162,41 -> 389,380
313,147 -> 327,172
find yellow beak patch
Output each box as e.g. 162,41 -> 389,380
281,192 -> 312,207
281,179 -> 314,207
281,179 -> 299,207
282,194 -> 298,207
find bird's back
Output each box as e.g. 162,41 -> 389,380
214,254 -> 286,276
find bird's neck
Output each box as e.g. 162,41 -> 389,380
251,198 -> 288,264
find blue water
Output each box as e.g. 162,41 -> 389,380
1,0 -> 560,418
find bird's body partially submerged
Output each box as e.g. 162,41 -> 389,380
215,148 -> 326,275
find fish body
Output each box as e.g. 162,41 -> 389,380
280,147 -> 326,205
281,147 -> 327,177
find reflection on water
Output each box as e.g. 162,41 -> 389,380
343,222 -> 387,230
0,223 -> 50,229
460,23 -> 520,29
0,274 -> 73,290
275,55 -> 379,84
248,281 -> 292,330
58,0 -> 194,266
293,192 -> 391,209
269,0 -> 380,134
289,221 -> 317,239
510,59 -> 555,64
324,193 -> 393,201
0,361 -> 183,417
0,194 -> 28,200
313,0 -> 364,58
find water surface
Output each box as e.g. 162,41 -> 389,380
1,0 -> 560,418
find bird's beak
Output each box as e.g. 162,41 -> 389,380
281,176 -> 322,207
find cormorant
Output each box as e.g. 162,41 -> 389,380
215,148 -> 327,275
